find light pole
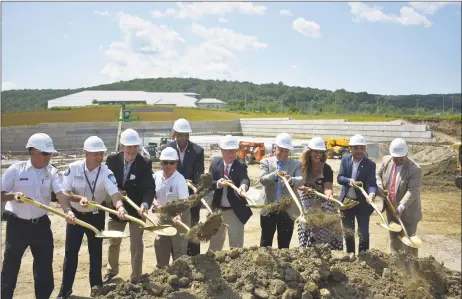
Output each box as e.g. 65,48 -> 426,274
375,96 -> 380,114
452,96 -> 454,114
416,98 -> 420,114
443,94 -> 445,114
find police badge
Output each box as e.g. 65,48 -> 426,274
64,167 -> 71,176
108,174 -> 117,185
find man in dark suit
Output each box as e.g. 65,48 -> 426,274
208,135 -> 252,251
166,118 -> 204,256
103,129 -> 155,283
337,134 -> 378,254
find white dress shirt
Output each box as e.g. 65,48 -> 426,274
2,160 -> 65,219
153,170 -> 189,206
63,160 -> 119,213
220,162 -> 233,207
347,157 -> 364,199
177,143 -> 189,164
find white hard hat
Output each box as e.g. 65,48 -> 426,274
220,135 -> 239,150
389,138 -> 408,157
160,147 -> 179,161
26,133 -> 57,153
120,128 -> 141,146
349,134 -> 367,146
275,133 -> 293,150
83,136 -> 107,152
172,118 -> 192,133
308,137 -> 326,151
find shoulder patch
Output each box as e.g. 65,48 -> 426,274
64,167 -> 71,176
108,173 -> 117,185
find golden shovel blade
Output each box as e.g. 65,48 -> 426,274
399,235 -> 422,248
376,222 -> 402,232
95,230 -> 128,239
155,226 -> 178,236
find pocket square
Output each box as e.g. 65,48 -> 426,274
130,174 -> 136,180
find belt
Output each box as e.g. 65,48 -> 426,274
10,214 -> 47,224
220,206 -> 233,211
71,208 -> 99,215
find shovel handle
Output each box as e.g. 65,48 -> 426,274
175,219 -> 190,232
18,196 -> 100,234
381,195 -> 412,238
276,172 -> 304,216
351,186 -> 396,228
121,195 -> 158,226
85,202 -> 147,227
222,181 -> 257,206
309,189 -> 344,207
186,181 -> 214,214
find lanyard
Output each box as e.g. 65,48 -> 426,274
83,164 -> 101,202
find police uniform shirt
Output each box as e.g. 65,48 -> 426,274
153,170 -> 189,206
63,160 -> 119,213
1,160 -> 65,220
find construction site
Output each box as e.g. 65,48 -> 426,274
1,104 -> 461,299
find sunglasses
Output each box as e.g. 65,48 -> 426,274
38,150 -> 52,156
161,161 -> 176,165
352,146 -> 366,150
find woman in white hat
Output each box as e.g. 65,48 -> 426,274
297,137 -> 343,250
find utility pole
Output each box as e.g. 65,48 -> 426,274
452,96 -> 454,114
334,93 -> 337,114
245,93 -> 247,111
443,94 -> 445,114
280,99 -> 283,113
376,96 -> 379,114
416,98 -> 420,114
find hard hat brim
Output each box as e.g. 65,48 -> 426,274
121,141 -> 141,146
390,152 -> 407,158
84,148 -> 108,153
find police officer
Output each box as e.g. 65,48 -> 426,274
103,129 -> 155,284
1,133 -> 75,299
56,136 -> 127,299
166,118 -> 205,256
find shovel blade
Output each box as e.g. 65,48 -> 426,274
155,226 -> 178,236
96,230 -> 128,239
399,235 -> 421,248
376,222 -> 402,232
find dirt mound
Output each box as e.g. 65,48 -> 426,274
422,157 -> 458,188
96,245 -> 461,299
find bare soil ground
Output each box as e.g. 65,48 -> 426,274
2,156 -> 461,298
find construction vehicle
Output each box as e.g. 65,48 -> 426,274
237,141 -> 266,165
325,138 -> 350,159
453,142 -> 461,189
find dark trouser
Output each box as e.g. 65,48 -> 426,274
187,205 -> 200,256
342,203 -> 372,254
260,211 -> 294,249
58,209 -> 105,296
1,214 -> 54,299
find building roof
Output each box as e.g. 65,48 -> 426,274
196,98 -> 226,104
47,90 -> 199,108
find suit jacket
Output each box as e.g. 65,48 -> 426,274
209,157 -> 253,225
167,141 -> 205,195
106,152 -> 155,221
259,156 -> 304,219
376,155 -> 422,224
337,154 -> 378,210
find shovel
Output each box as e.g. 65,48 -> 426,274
275,171 -> 307,223
120,194 -> 177,237
379,192 -> 423,249
352,182 -> 402,233
18,196 -> 127,239
186,180 -> 215,214
303,188 -> 359,210
221,179 -> 263,208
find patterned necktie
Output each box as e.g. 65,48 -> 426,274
275,161 -> 284,200
224,165 -> 229,178
389,165 -> 398,204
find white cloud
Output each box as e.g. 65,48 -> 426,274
280,9 -> 293,16
409,2 -> 459,15
2,81 -> 19,91
100,13 -> 267,82
284,65 -> 297,69
218,17 -> 229,23
292,18 -> 321,38
151,10 -> 164,18
94,10 -> 110,16
348,2 -> 432,28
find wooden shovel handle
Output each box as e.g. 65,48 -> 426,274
186,181 -> 213,214
175,219 -> 190,232
381,195 -> 412,238
85,201 -> 147,227
222,180 -> 257,206
276,172 -> 304,215
18,196 -> 100,234
121,195 -> 158,226
352,184 -> 394,226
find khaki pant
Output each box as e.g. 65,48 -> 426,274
106,218 -> 144,281
208,209 -> 244,252
388,213 -> 419,257
154,211 -> 191,268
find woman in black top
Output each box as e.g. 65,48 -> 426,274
297,137 -> 343,250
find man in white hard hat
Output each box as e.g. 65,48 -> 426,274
208,135 -> 252,252
103,129 -> 156,284
1,133 -> 75,299
56,136 -> 127,299
152,147 -> 190,268
167,118 -> 204,256
259,133 -> 304,248
337,134 -> 378,254
376,138 -> 422,256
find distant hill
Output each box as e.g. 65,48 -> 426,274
1,77 -> 461,114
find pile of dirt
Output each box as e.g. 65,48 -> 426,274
96,245 -> 461,299
422,157 -> 458,188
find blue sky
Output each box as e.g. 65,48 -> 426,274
2,2 -> 461,95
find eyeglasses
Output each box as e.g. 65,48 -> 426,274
38,150 -> 52,156
161,161 -> 176,165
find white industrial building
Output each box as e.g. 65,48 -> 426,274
47,90 -> 226,109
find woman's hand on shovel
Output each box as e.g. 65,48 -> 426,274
297,186 -> 312,194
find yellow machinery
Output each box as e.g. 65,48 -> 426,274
453,142 -> 461,189
325,138 -> 350,159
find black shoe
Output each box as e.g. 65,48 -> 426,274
91,285 -> 103,297
56,290 -> 72,299
102,273 -> 116,284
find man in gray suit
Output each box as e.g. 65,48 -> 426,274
259,133 -> 304,248
376,138 -> 422,256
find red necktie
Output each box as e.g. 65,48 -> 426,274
389,165 -> 398,204
224,165 -> 229,178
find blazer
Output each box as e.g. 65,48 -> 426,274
167,141 -> 205,194
259,156 -> 304,219
376,155 -> 422,225
209,157 -> 252,225
105,152 -> 155,221
337,154 -> 378,209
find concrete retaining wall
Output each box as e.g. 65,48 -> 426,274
1,120 -> 242,152
240,118 -> 436,143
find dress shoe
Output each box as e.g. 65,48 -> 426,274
90,285 -> 103,297
102,273 -> 116,284
56,290 -> 72,299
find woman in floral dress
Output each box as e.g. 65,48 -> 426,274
297,137 -> 343,250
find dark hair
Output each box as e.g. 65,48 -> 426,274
301,148 -> 327,178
